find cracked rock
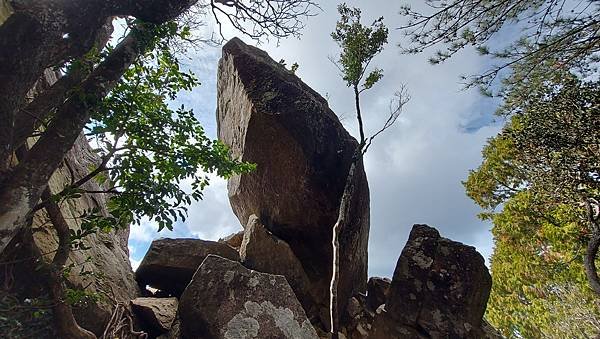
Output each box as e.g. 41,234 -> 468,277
178,254 -> 318,339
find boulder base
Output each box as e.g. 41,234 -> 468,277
217,37 -> 370,323
240,214 -> 316,324
179,254 -> 318,339
131,297 -> 178,335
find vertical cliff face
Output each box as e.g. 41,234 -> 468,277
216,37 -> 370,327
30,133 -> 138,334
1,70 -> 138,335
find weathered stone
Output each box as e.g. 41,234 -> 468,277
131,297 -> 178,335
219,230 -> 244,249
239,214 -> 316,323
371,224 -> 492,339
157,316 -> 181,339
217,37 -> 370,325
179,254 -> 319,339
355,323 -> 369,338
342,295 -> 374,339
136,238 -> 239,296
0,70 -> 138,336
366,277 -> 391,311
346,297 -> 362,320
0,0 -> 13,25
30,134 -> 138,334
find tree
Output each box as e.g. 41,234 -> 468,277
328,4 -> 408,337
483,191 -> 600,338
396,2 -> 600,334
0,1 -> 317,337
397,0 -> 599,110
464,76 -> 600,336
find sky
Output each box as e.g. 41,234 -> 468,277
127,0 -> 504,278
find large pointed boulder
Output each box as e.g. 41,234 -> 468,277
216,37 -> 370,325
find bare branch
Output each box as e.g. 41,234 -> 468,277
397,0 -> 600,92
363,87 -> 410,154
209,0 -> 320,42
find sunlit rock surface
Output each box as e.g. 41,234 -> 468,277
217,37 -> 370,326
178,254 -> 318,339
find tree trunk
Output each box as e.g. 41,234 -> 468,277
0,1 -> 114,171
0,0 -> 197,172
585,233 -> 600,295
0,26 -> 147,253
37,188 -> 97,339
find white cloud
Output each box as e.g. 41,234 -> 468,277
130,257 -> 141,271
128,220 -> 155,243
184,174 -> 243,240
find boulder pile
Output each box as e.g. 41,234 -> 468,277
128,38 -> 501,339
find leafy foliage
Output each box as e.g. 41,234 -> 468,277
84,21 -> 254,232
466,75 -> 600,211
0,291 -> 55,339
485,191 -> 599,338
465,76 -> 600,337
397,0 -> 600,102
331,4 -> 388,91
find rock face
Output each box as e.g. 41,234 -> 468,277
29,133 -> 139,334
219,230 -> 244,249
239,214 -> 315,322
131,297 -> 178,336
343,295 -> 373,339
179,254 -> 319,339
217,37 -> 370,323
136,238 -> 239,296
366,277 -> 391,312
371,224 -> 492,339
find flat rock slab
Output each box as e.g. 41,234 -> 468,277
136,238 -> 239,296
179,254 -> 319,339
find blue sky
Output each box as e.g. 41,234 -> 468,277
128,0 -> 504,277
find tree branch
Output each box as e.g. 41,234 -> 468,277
29,188 -> 97,338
